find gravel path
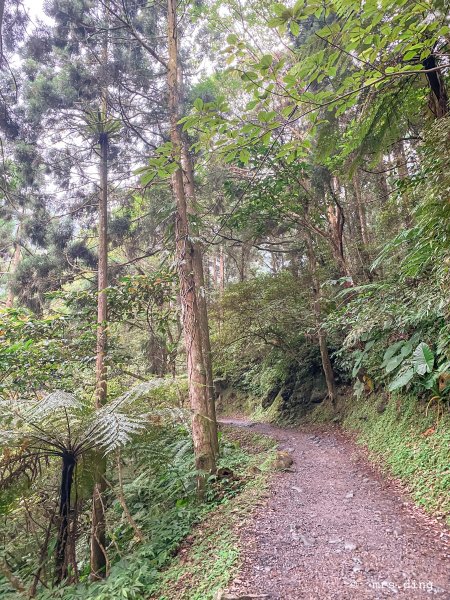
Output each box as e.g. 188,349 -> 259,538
220,419 -> 450,599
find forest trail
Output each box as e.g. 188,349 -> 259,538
219,419 -> 450,600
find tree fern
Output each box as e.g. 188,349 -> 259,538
0,379 -> 178,582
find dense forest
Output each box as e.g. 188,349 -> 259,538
0,0 -> 449,598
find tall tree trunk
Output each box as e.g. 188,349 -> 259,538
182,144 -> 219,457
375,159 -> 390,205
5,224 -> 21,308
393,140 -> 413,228
219,246 -> 225,292
305,231 -> 337,407
239,243 -> 249,282
353,171 -> 369,247
167,0 -> 216,494
0,0 -> 5,68
326,202 -> 351,282
55,452 -> 76,584
328,176 -> 352,283
90,99 -> 109,581
212,254 -> 218,288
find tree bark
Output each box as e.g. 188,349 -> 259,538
0,560 -> 26,595
55,452 -> 76,583
167,0 -> 216,494
353,171 -> 369,247
375,159 -> 390,205
0,0 -> 5,68
181,144 -> 219,457
90,64 -> 109,578
423,54 -> 448,118
326,202 -> 351,281
5,225 -> 21,308
305,231 -> 337,407
219,246 -> 225,292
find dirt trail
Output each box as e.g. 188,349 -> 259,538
219,419 -> 450,600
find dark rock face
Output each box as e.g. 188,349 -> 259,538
263,344 -> 332,421
261,384 -> 281,409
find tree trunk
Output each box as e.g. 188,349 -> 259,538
375,159 -> 390,205
0,0 -> 5,68
212,254 -> 218,288
90,114 -> 109,582
167,0 -> 216,494
353,171 -> 369,247
5,228 -> 21,308
326,202 -> 351,282
305,231 -> 337,407
55,452 -> 76,584
181,144 -> 219,458
219,246 -> 225,292
393,140 -> 413,228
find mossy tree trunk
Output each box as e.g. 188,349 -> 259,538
167,0 -> 217,495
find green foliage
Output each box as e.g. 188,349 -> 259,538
0,307 -> 92,397
212,272 -> 312,392
328,117 -> 450,402
28,429 -> 274,600
182,0 -> 448,166
343,394 -> 450,524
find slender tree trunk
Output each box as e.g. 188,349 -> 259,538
182,144 -> 219,457
375,159 -> 390,205
393,140 -> 413,228
5,227 -> 21,308
212,254 -> 218,288
55,452 -> 76,583
0,0 -> 5,68
167,0 -> 216,494
305,231 -> 337,407
328,177 -> 354,284
353,171 -> 369,247
0,560 -> 26,595
219,246 -> 225,292
326,202 -> 351,281
239,243 -> 248,282
90,105 -> 109,581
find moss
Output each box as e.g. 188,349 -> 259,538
341,394 -> 450,524
251,391 -> 282,422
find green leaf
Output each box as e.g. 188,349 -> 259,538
260,54 -> 273,69
385,353 -> 405,374
412,342 -> 434,375
239,148 -> 250,164
272,3 -> 288,17
193,97 -> 204,111
382,341 -> 404,365
403,50 -> 418,61
388,368 -> 415,392
290,21 -> 300,36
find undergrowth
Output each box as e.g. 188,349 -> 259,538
24,427 -> 276,600
342,394 -> 450,523
153,428 -> 276,600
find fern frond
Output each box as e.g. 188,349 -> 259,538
83,411 -> 146,454
107,379 -> 168,412
27,391 -> 82,421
